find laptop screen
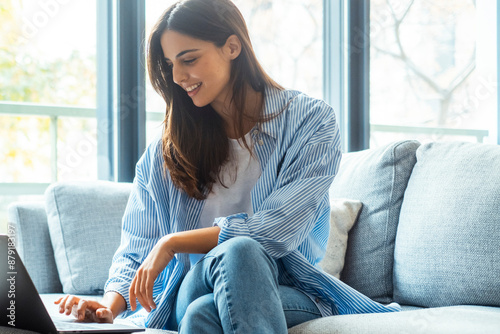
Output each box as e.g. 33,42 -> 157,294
1,234 -> 58,332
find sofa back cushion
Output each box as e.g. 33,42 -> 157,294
394,142 -> 500,307
45,181 -> 132,295
330,140 -> 420,303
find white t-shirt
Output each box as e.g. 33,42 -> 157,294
190,133 -> 261,265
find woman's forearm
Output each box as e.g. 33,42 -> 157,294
166,226 -> 221,254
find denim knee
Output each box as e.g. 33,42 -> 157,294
209,236 -> 278,280
220,237 -> 273,263
223,236 -> 262,255
179,294 -> 221,333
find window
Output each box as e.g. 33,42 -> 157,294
0,0 -> 97,231
369,0 -> 498,147
235,0 -> 323,98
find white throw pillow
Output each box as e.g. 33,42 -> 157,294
320,198 -> 362,278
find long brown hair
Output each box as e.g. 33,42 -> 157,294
147,0 -> 282,200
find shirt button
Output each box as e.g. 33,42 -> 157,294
253,129 -> 259,136
258,139 -> 264,146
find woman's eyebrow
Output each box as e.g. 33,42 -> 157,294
165,49 -> 200,61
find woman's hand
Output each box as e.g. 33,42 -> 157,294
129,236 -> 175,313
54,295 -> 113,323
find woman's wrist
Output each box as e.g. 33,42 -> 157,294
159,234 -> 177,258
102,291 -> 127,319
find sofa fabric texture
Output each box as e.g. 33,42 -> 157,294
7,202 -> 62,294
288,305 -> 500,334
330,140 -> 420,303
44,181 -> 133,295
394,141 -> 500,307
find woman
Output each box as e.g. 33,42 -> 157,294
56,0 -> 400,332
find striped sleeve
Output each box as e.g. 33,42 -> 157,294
104,140 -> 167,310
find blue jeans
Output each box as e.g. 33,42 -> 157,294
169,237 -> 322,333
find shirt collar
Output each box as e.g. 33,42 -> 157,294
259,86 -> 299,139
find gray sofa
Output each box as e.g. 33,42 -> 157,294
5,140 -> 500,334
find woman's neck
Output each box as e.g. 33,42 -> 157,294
214,87 -> 263,139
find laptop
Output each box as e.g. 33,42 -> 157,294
0,234 -> 145,334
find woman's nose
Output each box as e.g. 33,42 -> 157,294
172,65 -> 188,85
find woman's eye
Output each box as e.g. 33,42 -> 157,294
184,58 -> 197,64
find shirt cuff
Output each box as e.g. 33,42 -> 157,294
213,213 -> 251,244
104,282 -> 131,311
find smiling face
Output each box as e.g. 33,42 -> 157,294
160,30 -> 241,115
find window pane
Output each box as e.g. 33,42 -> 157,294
0,0 -> 97,232
234,0 -> 323,98
370,0 -> 498,147
145,0 -> 323,141
0,115 -> 51,182
1,0 -> 97,106
57,117 -> 98,181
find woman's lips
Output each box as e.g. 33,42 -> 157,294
186,83 -> 202,97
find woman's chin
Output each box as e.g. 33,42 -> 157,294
190,96 -> 212,108
192,100 -> 210,108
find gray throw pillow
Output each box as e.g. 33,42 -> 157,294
45,181 -> 132,295
394,141 -> 500,307
330,140 -> 420,303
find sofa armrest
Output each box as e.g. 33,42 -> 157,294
7,201 -> 63,293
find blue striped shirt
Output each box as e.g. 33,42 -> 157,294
104,87 -> 401,328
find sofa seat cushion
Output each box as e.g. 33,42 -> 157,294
330,140 -> 420,303
288,305 -> 500,334
45,181 -> 132,295
394,142 -> 500,307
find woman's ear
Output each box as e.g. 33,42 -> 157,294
224,35 -> 242,60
